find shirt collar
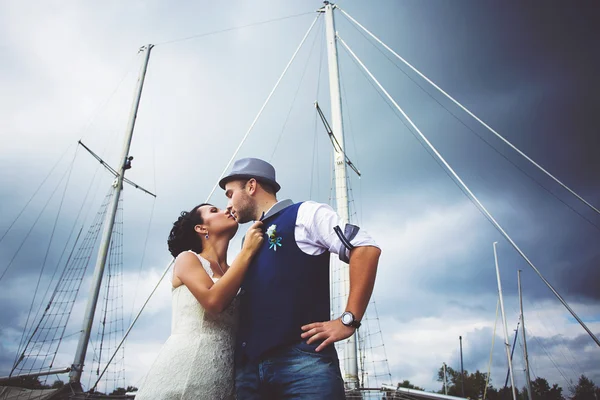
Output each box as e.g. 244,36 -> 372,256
260,199 -> 294,221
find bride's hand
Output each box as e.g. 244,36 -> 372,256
242,221 -> 264,254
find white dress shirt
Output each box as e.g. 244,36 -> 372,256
262,199 -> 379,260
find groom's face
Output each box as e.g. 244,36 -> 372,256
225,180 -> 256,224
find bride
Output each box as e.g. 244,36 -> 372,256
134,203 -> 263,399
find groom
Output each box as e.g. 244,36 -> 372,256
220,157 -> 381,399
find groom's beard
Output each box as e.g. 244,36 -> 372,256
234,195 -> 257,224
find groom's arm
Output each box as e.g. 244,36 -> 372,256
298,202 -> 381,351
301,245 -> 380,352
344,245 -> 381,323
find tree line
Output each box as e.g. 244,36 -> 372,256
0,376 -> 137,396
437,365 -> 597,399
385,366 -> 599,399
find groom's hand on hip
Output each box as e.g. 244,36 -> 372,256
300,320 -> 355,352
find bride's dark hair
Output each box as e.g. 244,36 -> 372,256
167,203 -> 211,258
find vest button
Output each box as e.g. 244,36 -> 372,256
242,342 -> 247,347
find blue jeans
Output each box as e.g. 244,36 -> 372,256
235,341 -> 346,399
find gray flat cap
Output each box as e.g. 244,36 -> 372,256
218,157 -> 281,192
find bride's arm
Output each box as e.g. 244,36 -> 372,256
174,221 -> 264,314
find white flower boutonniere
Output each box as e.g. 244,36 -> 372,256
266,224 -> 282,251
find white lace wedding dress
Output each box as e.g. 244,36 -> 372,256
135,252 -> 238,400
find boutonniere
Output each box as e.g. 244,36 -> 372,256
266,224 -> 282,251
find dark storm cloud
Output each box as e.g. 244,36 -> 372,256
1,0 -> 599,389
558,254 -> 600,302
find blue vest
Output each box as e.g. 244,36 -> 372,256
236,202 -> 330,361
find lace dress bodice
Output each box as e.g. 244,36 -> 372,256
171,255 -> 238,335
134,253 -> 238,400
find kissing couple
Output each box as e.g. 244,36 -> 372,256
134,157 -> 381,399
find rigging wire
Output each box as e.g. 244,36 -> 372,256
91,196 -> 125,393
527,326 -> 575,393
338,6 -> 600,219
310,21 -> 326,201
30,165 -> 98,343
11,188 -> 114,378
336,32 -> 600,349
129,102 -> 160,326
205,13 -> 321,202
26,147 -> 78,320
338,45 -> 363,225
340,11 -> 600,233
1,47 -> 140,292
155,12 -> 315,46
336,30 -> 587,394
508,300 -> 579,393
78,52 -> 141,145
327,47 -> 392,384
524,299 -> 586,381
11,148 -> 108,369
338,30 -> 491,233
0,153 -> 75,284
483,298 -> 500,400
269,16 -> 324,162
127,196 -> 156,326
91,259 -> 174,390
0,143 -> 74,246
0,53 -> 138,250
314,102 -> 361,177
13,147 -> 78,369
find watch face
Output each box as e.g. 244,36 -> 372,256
341,312 -> 353,325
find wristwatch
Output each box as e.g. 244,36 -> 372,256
340,311 -> 361,329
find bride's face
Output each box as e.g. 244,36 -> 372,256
198,205 -> 238,237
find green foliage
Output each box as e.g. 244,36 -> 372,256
397,379 -> 424,391
1,376 -> 48,390
571,375 -> 600,400
437,365 -> 492,398
434,365 -> 582,400
524,377 -> 565,400
109,386 -> 138,395
51,379 -> 65,389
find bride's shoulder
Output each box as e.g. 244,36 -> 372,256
174,251 -> 212,276
174,251 -> 201,268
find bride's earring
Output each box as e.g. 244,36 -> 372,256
205,233 -> 209,240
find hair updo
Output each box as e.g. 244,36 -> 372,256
167,203 -> 211,258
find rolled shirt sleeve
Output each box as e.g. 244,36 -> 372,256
296,201 -> 379,261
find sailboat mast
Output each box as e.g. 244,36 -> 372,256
69,44 -> 154,385
493,242 -> 517,400
518,270 -> 533,400
323,2 -> 358,390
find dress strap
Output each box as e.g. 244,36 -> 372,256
185,250 -> 214,278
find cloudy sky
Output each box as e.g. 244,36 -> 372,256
1,0 -> 599,395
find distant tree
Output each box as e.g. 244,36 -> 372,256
2,376 -> 47,389
51,379 -> 65,389
437,366 -> 494,399
397,379 -> 424,391
521,377 -> 565,400
488,386 -> 521,400
110,387 -> 126,395
109,386 -> 138,395
571,375 -> 600,400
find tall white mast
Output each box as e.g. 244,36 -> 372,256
323,1 -> 358,390
518,270 -> 533,400
493,242 -> 517,400
69,44 -> 154,386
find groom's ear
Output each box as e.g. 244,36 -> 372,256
246,178 -> 258,195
